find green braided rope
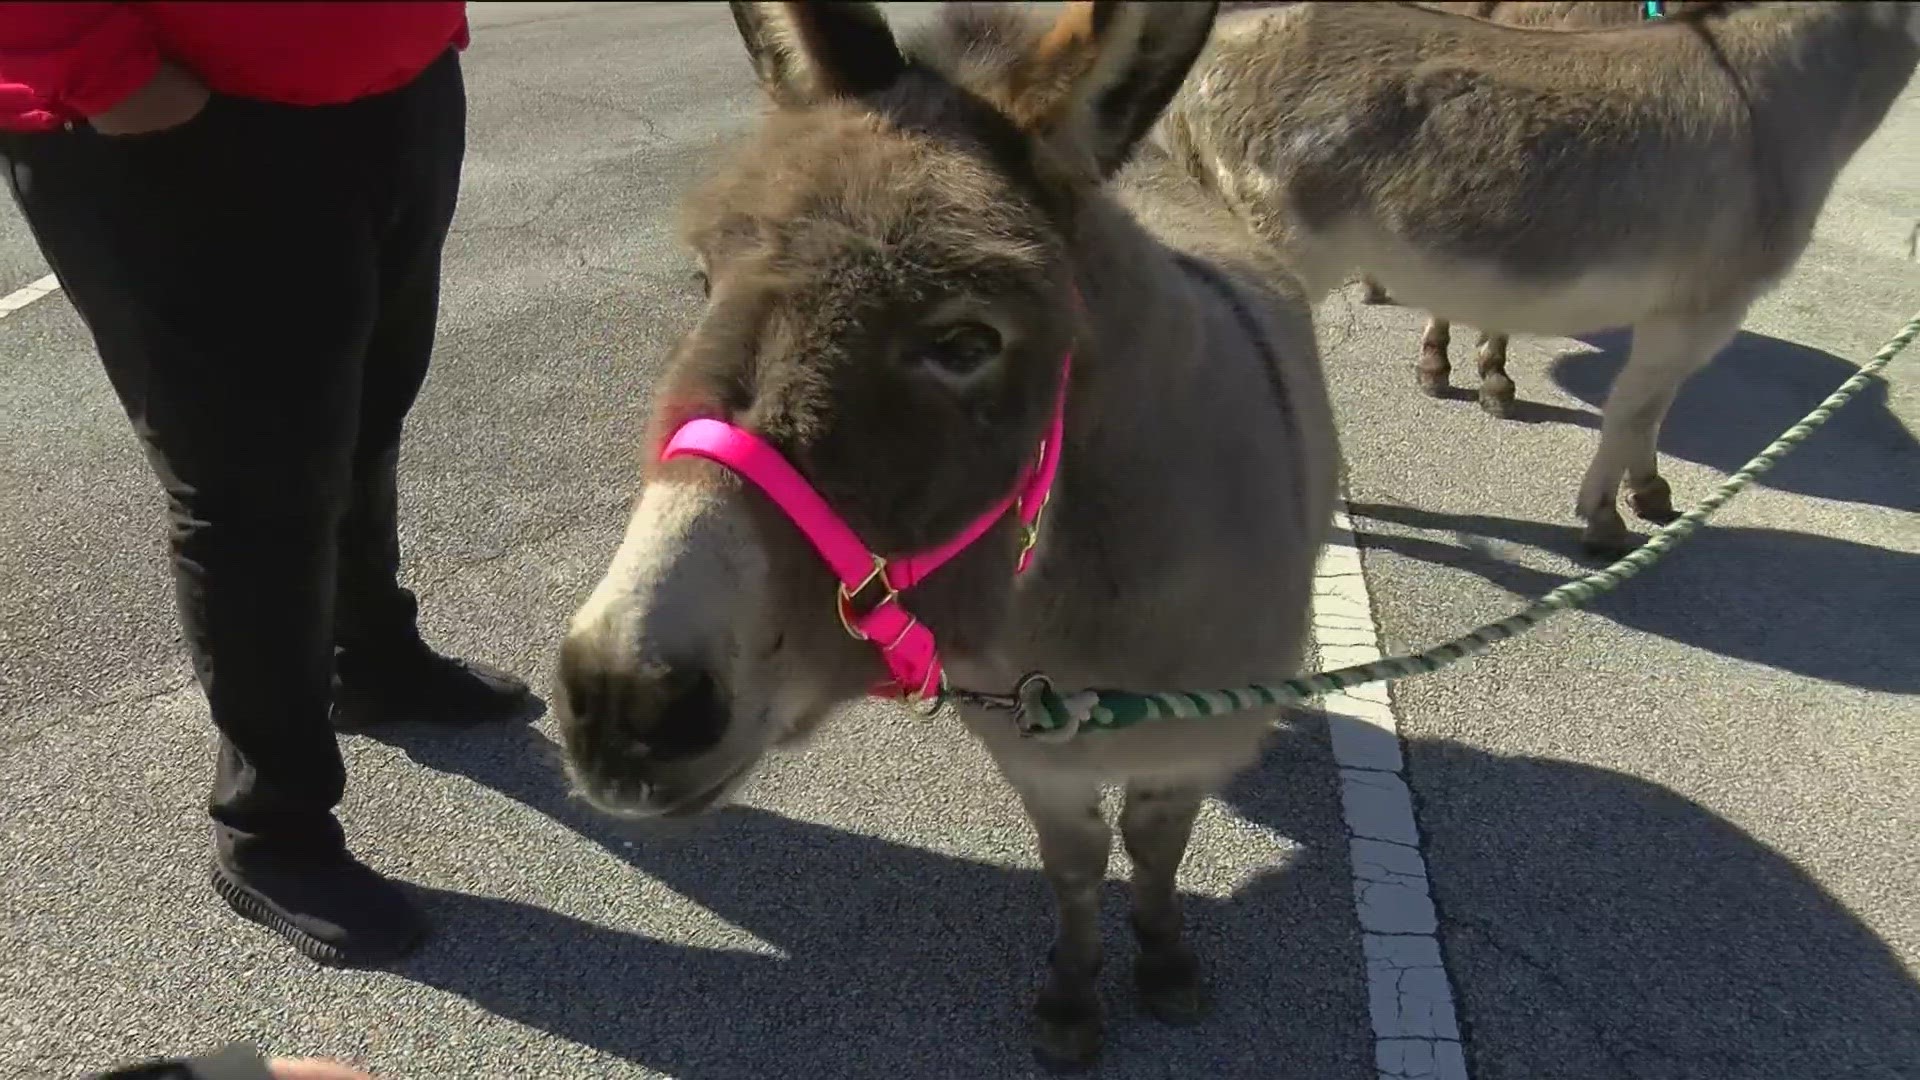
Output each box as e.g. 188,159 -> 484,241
963,310 -> 1919,739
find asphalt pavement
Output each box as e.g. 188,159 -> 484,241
1315,51 -> 1920,1080
1,4 -> 1914,1079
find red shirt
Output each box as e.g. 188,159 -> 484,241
0,2 -> 470,133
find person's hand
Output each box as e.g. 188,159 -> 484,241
88,59 -> 211,135
267,1059 -> 376,1080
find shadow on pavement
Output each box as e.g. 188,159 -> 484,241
1293,739 -> 1918,1080
1344,499 -> 1918,695
366,691 -> 1920,1079
372,722 -> 1365,1079
1548,328 -> 1919,513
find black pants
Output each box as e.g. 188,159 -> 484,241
1,51 -> 466,859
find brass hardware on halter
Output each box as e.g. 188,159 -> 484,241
836,554 -> 899,641
1017,439 -> 1052,564
904,665 -> 945,708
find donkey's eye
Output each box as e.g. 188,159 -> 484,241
918,322 -> 1003,380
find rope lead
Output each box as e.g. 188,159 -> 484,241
943,311 -> 1920,738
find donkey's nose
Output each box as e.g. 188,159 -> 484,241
639,667 -> 729,760
556,632 -> 730,764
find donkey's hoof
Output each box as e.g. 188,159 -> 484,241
1415,368 -> 1451,398
1579,523 -> 1638,562
1627,478 -> 1678,523
1031,1002 -> 1103,1074
1360,283 -> 1391,305
1476,389 -> 1516,419
1136,951 -> 1210,1025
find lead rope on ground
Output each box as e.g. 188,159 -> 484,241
941,310 -> 1920,741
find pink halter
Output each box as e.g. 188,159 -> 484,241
660,355 -> 1070,702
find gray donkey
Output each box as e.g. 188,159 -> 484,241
1359,1 -> 1719,313
1157,0 -> 1920,556
554,0 -> 1338,1070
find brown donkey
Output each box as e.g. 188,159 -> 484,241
555,1 -> 1338,1071
1157,0 -> 1920,555
1358,1 -> 1722,411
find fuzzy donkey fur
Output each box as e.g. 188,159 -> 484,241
1157,0 -> 1920,556
1357,1 -> 1723,410
555,1 -> 1338,1071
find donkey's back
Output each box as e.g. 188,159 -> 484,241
1156,0 -> 1919,554
1161,1 -> 1763,320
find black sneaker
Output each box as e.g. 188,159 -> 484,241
331,649 -> 539,732
211,848 -> 424,967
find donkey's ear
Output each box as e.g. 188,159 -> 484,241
1007,0 -> 1219,177
728,1 -> 906,108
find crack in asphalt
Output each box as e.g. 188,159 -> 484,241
1,673 -> 198,751
1446,913 -> 1672,1080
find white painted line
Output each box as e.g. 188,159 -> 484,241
1313,507 -> 1470,1080
0,272 -> 60,320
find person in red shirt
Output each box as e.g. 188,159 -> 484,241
0,3 -> 536,966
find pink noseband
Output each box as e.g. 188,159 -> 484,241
660,354 -> 1070,702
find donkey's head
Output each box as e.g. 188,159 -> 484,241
555,1 -> 1218,817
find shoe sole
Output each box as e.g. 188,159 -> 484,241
209,862 -> 420,968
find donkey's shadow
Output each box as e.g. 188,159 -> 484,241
377,722 -> 1362,1079
1345,499 -> 1919,694
379,717 -> 1920,1079
1224,740 -> 1920,1080
1549,328 -> 1919,513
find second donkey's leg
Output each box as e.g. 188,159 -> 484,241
1120,782 -> 1208,1022
1475,331 -> 1516,418
1418,317 -> 1453,396
1016,778 -> 1112,1072
1575,311 -> 1741,556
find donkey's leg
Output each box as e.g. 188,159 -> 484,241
1575,312 -> 1741,557
1014,778 -> 1112,1072
1475,331 -> 1516,419
1120,782 -> 1208,1023
1620,316 -> 1741,523
1359,274 -> 1391,305
1417,317 -> 1453,397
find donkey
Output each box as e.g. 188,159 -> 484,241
1155,0 -> 1920,556
554,0 -> 1339,1070
1357,1 -> 1722,405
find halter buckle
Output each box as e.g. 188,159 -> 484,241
835,554 -> 900,641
